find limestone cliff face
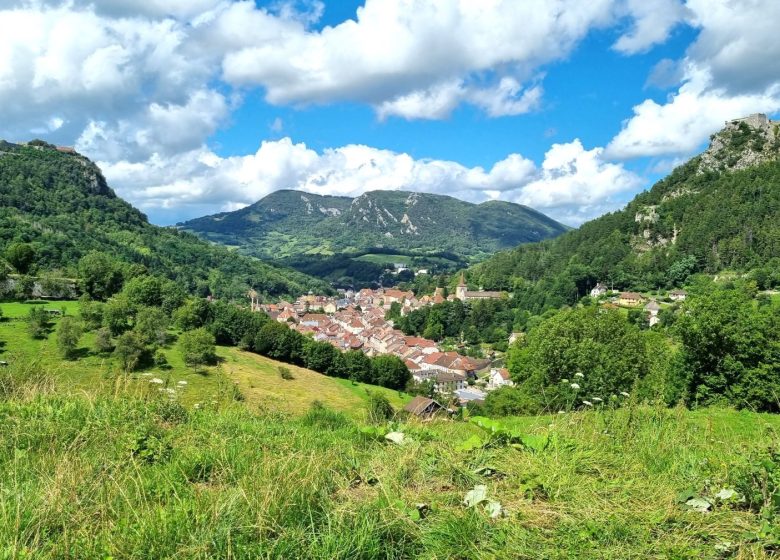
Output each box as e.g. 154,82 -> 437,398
698,113 -> 780,174
629,114 -> 780,255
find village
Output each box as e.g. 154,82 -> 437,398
254,275 -> 514,406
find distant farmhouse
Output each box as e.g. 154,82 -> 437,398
590,283 -> 608,297
404,396 -> 445,419
669,289 -> 687,302
618,292 -> 643,306
645,300 -> 661,327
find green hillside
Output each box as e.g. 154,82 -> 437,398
0,299 -> 408,416
179,188 -> 569,261
468,117 -> 780,312
0,140 -> 328,300
4,359 -> 780,558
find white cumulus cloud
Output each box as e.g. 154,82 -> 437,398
608,0 -> 780,159
99,138 -> 639,227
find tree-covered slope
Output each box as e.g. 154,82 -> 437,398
468,117 -> 780,311
179,188 -> 569,260
0,140 -> 328,299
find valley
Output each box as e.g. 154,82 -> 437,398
2,86 -> 780,560
178,189 -> 569,287
5,2 -> 780,557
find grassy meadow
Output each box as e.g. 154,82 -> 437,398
0,301 -> 409,414
1,300 -> 780,558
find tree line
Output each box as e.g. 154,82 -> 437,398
476,278 -> 780,415
28,267 -> 412,391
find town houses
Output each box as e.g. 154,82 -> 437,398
257,286 -> 491,399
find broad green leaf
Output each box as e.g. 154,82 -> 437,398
714,488 -> 738,502
457,434 -> 485,452
470,416 -> 501,433
385,431 -> 406,445
520,434 -> 549,453
675,489 -> 697,503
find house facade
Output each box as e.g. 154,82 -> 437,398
487,368 -> 514,390
618,292 -> 643,306
590,283 -> 608,297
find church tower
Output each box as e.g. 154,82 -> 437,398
456,272 -> 467,301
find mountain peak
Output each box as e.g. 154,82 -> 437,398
181,188 -> 568,260
699,113 -> 780,174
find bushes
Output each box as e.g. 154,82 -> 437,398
179,328 -> 217,367
370,355 -> 411,390
674,282 -> 780,411
114,331 -> 147,371
56,316 -> 81,358
26,307 -> 49,339
491,307 -> 654,415
366,391 -> 395,423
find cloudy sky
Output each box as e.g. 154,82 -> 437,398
2,0 -> 779,226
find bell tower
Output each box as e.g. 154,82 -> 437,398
456,272 -> 467,301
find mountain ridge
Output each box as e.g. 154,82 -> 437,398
466,114 -> 780,311
179,188 -> 569,261
0,140 -> 329,299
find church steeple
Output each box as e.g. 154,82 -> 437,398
456,272 -> 467,301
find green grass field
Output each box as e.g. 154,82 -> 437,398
2,300 -> 780,558
0,300 -> 410,415
2,375 -> 779,558
0,299 -> 80,318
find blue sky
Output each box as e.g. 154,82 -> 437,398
2,0 -> 779,226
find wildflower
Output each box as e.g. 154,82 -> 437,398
561,378 -> 569,383
620,391 -> 630,397
582,400 -> 593,407
558,410 -> 566,414
570,383 -> 580,390
177,380 -> 187,386
141,372 -> 152,377
592,397 -> 603,403
193,403 -> 202,409
165,388 -> 176,395
574,372 -> 584,378
149,378 -> 164,385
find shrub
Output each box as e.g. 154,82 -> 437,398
153,350 -> 170,369
94,327 -> 113,354
78,295 -> 104,330
56,316 -> 82,359
26,307 -> 49,339
179,328 -> 217,367
114,331 -> 146,371
278,366 -> 294,380
366,391 -> 395,423
153,399 -> 189,425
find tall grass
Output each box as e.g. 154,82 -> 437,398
1,365 -> 778,558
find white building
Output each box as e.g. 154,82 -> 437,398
487,368 -> 514,390
590,283 -> 608,297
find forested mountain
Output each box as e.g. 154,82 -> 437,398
467,115 -> 780,312
179,188 -> 569,260
0,140 -> 328,299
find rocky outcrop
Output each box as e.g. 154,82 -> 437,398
698,114 -> 780,174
